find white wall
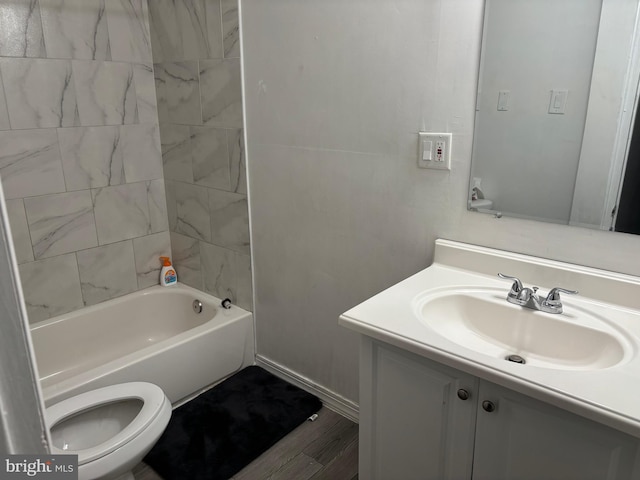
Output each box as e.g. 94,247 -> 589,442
241,0 -> 640,406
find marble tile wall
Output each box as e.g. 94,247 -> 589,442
149,0 -> 252,311
0,0 -> 171,323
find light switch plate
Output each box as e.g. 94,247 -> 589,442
549,89 -> 568,114
497,90 -> 510,111
418,132 -> 452,170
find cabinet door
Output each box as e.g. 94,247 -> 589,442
473,382 -> 640,480
360,339 -> 478,480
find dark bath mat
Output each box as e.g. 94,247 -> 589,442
144,365 -> 322,480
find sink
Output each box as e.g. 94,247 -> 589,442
413,288 -> 629,370
340,240 -> 640,436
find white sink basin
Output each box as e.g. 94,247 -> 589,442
413,288 -> 629,370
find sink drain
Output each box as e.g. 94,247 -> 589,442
505,354 -> 526,364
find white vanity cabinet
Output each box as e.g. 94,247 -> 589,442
359,338 -> 478,480
360,338 -> 640,480
472,380 -> 640,480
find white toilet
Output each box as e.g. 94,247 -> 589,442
46,382 -> 172,480
470,198 -> 494,210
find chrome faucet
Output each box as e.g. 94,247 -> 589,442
498,273 -> 577,314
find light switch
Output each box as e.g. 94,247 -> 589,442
497,90 -> 510,111
422,141 -> 433,160
549,89 -> 568,114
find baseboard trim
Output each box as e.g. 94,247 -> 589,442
255,355 -> 359,423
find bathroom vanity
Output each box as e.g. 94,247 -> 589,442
339,240 -> 640,479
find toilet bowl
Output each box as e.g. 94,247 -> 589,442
47,382 -> 172,480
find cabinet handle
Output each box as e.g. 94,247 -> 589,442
457,389 -> 470,400
482,400 -> 496,412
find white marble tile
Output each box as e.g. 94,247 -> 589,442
40,0 -> 110,60
133,63 -> 158,123
156,62 -> 202,125
92,182 -> 151,244
0,129 -> 66,200
148,3 -> 167,63
19,254 -> 83,323
131,234 -> 169,291
170,231 -> 202,289
221,0 -> 239,58
58,126 -> 125,190
24,191 -> 98,259
148,0 -> 223,62
174,182 -> 211,241
0,59 -> 79,129
200,58 -> 242,128
5,199 -> 34,264
73,60 -> 137,126
204,0 -> 224,59
164,180 -> 177,231
177,0 -> 210,60
133,231 -> 170,288
235,251 -> 253,311
0,1 -> 46,58
160,123 -> 193,182
153,63 -> 169,123
0,74 -> 10,130
122,124 -> 163,183
148,0 -> 192,62
77,240 -> 137,306
201,241 -> 236,301
208,189 -> 249,253
147,179 -> 168,233
192,126 -> 230,190
227,128 -> 246,194
106,0 -> 152,63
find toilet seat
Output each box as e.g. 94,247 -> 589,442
47,382 -> 168,466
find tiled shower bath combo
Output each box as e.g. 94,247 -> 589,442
0,0 -> 252,324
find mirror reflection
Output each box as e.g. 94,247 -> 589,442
469,0 -> 640,234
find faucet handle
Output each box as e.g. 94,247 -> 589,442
542,287 -> 578,313
498,273 -> 523,295
545,287 -> 578,303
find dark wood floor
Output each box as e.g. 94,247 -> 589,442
132,407 -> 358,480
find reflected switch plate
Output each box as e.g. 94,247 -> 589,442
549,89 -> 568,114
418,132 -> 452,170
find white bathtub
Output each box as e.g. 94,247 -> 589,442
30,283 -> 254,407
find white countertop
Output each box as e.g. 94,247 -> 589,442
339,240 -> 640,438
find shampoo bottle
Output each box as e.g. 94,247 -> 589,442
160,256 -> 177,286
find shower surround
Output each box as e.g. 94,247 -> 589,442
0,0 -> 170,323
149,0 -> 252,311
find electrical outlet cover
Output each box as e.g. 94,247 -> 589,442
418,132 -> 452,170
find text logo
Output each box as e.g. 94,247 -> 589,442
1,455 -> 77,479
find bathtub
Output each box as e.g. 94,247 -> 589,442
30,283 -> 254,407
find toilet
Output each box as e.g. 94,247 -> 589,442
46,382 -> 172,480
470,198 -> 494,210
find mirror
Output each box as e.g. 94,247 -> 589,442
469,0 -> 640,233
